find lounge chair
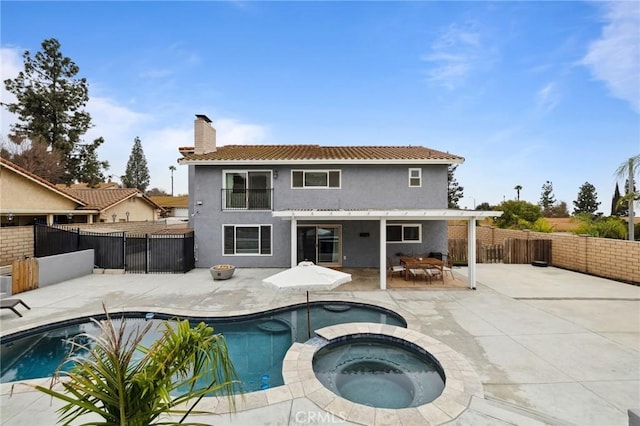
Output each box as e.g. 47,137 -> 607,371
1,299 -> 31,317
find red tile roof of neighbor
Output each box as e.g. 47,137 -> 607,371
179,145 -> 464,162
61,188 -> 163,211
149,196 -> 188,208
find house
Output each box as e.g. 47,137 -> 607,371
178,115 -> 500,289
149,195 -> 189,219
0,158 -> 163,225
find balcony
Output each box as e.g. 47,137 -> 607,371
222,188 -> 273,211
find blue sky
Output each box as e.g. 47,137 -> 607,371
1,1 -> 639,213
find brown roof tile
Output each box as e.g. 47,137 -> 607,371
179,145 -> 463,162
62,188 -> 163,211
149,195 -> 189,208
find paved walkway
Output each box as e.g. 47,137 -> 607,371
1,264 -> 638,425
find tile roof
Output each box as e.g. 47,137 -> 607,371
55,182 -> 120,189
149,195 -> 189,208
61,188 -> 163,211
179,145 -> 463,163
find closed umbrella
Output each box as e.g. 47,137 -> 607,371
263,261 -> 351,338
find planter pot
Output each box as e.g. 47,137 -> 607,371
210,265 -> 236,280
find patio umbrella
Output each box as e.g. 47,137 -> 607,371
262,261 -> 352,339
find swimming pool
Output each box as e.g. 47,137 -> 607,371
0,302 -> 405,393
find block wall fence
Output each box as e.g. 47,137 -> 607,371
2,224 -> 638,284
449,224 -> 639,284
0,226 -> 34,267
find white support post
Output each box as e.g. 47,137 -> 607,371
290,218 -> 297,267
47,214 -> 54,226
379,218 -> 386,290
467,217 -> 477,289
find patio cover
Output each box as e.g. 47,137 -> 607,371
272,208 -> 503,291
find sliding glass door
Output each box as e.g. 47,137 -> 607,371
296,225 -> 341,267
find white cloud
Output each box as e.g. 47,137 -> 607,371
215,118 -> 269,146
582,2 -> 640,113
1,47 -> 23,140
421,23 -> 482,90
536,82 -> 560,113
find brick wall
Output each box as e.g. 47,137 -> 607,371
449,224 -> 639,284
0,226 -> 34,266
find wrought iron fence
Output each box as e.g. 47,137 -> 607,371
221,188 -> 273,210
34,224 -> 194,273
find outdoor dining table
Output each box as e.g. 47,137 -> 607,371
399,257 -> 445,283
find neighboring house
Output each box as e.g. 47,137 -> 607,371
1,158 -> 163,225
178,115 -> 499,289
149,196 -> 189,219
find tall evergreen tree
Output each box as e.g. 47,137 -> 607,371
2,38 -> 93,183
122,137 -> 150,192
611,182 -> 624,216
539,181 -> 556,217
447,164 -> 464,209
573,181 -> 600,216
67,137 -> 110,187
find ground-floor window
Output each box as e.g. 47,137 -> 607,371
386,224 -> 422,243
223,225 -> 272,255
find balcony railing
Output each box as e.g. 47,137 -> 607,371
222,188 -> 273,211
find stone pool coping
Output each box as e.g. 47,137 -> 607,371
1,303 -> 482,425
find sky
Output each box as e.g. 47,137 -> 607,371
1,1 -> 639,213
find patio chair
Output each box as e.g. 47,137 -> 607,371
1,299 -> 31,317
407,264 -> 429,283
424,265 -> 443,283
387,257 -> 405,281
442,256 -> 455,280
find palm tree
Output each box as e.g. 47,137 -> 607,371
36,306 -> 238,425
514,185 -> 522,201
614,154 -> 640,241
169,165 -> 177,196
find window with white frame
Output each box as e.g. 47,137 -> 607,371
408,168 -> 421,187
386,224 -> 422,243
223,225 -> 272,255
222,170 -> 272,210
292,170 -> 341,188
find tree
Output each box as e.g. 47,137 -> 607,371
122,137 -> 150,192
2,38 -> 92,183
514,185 -> 522,201
35,306 -> 238,425
475,202 -> 493,211
573,214 -> 626,239
611,182 -> 625,216
0,135 -> 65,182
66,137 -> 110,187
539,181 -> 556,217
573,181 -> 600,216
493,200 -> 542,229
547,201 -> 570,218
614,155 -> 639,241
169,165 -> 176,196
447,165 -> 464,208
146,187 -> 169,196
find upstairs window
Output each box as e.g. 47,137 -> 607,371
292,170 -> 341,188
409,168 -> 421,187
386,224 -> 422,243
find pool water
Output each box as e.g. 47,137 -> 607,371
0,303 -> 404,394
313,336 -> 445,408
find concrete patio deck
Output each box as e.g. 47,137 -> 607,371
1,264 -> 638,425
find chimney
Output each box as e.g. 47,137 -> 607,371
194,114 -> 216,154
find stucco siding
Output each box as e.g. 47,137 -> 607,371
191,163 -> 450,268
1,168 -> 77,211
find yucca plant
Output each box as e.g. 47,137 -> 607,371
35,306 -> 239,425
